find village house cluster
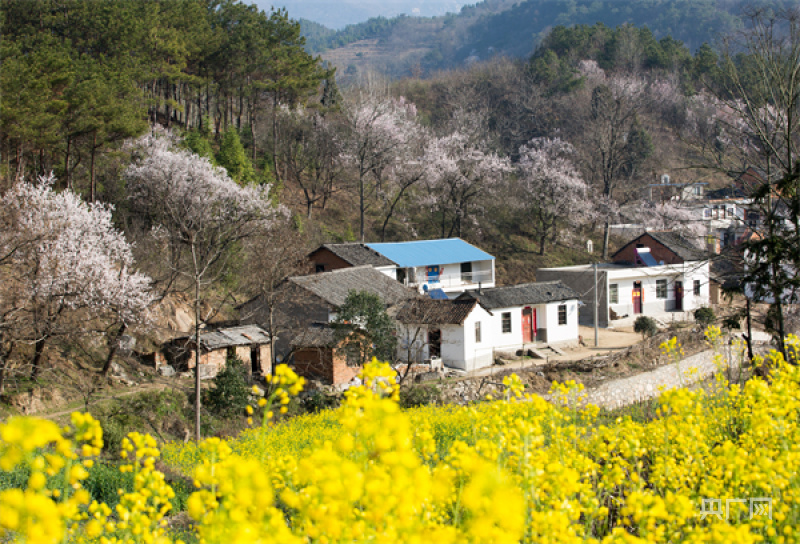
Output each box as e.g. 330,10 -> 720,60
160,227 -> 718,386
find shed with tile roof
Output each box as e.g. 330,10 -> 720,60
164,325 -> 272,380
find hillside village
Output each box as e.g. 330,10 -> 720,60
2,2 -> 800,542
1,0 -> 797,432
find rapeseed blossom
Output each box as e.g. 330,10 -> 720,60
2,330 -> 800,543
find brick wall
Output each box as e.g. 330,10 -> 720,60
293,347 -> 334,383
308,248 -> 353,273
331,350 -> 360,385
258,344 -> 271,376
613,233 -> 684,265
293,346 -> 361,385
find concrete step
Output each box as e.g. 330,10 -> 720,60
527,348 -> 549,360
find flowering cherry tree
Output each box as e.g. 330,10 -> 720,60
517,138 -> 594,255
0,174 -> 152,389
423,131 -> 512,238
340,90 -> 421,240
627,201 -> 707,246
125,130 -> 281,440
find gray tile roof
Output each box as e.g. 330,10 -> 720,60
641,231 -> 707,262
290,266 -> 418,308
313,243 -> 396,267
457,281 -> 581,309
290,327 -> 336,348
395,298 -> 479,325
195,325 -> 271,350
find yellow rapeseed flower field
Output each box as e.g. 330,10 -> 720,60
1,330 -> 799,543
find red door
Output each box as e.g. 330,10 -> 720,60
674,281 -> 683,311
522,307 -> 533,343
633,286 -> 643,314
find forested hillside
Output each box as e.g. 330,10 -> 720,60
308,0 -> 791,79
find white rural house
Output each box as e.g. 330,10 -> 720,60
537,231 -> 711,327
395,298 -> 494,372
456,282 -> 581,348
365,238 -> 495,295
395,281 -> 581,372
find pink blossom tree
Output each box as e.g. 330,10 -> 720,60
422,131 -> 512,238
627,201 -> 707,247
517,138 -> 594,255
340,90 -> 421,241
0,174 -> 152,391
125,130 -> 281,440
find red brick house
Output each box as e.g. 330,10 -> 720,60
290,327 -> 363,386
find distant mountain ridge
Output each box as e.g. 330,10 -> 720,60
256,0 -> 467,30
302,0 -> 792,80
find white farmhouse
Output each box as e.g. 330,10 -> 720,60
395,281 -> 581,372
537,231 -> 711,327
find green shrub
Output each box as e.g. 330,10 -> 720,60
634,316 -> 658,339
399,384 -> 442,408
722,314 -> 741,330
301,391 -> 341,413
203,355 -> 250,417
694,307 -> 716,326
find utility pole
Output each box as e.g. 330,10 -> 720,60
594,262 -> 599,347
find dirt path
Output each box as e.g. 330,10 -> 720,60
34,382 -> 174,421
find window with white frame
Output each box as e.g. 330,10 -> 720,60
656,279 -> 667,299
475,321 -> 482,343
501,312 -> 511,333
609,283 -> 618,304
694,279 -> 701,296
558,304 -> 567,325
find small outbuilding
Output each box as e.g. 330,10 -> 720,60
290,327 -> 363,386
164,325 -> 272,380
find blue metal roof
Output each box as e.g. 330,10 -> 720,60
366,238 -> 494,268
426,288 -> 449,300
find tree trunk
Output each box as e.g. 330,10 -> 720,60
102,322 -> 127,377
90,133 -> 97,202
30,337 -> 46,380
602,219 -> 611,260
359,173 -> 366,242
193,243 -> 202,441
64,136 -> 72,190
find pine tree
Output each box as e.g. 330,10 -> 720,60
216,128 -> 256,185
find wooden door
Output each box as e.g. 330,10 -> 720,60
674,281 -> 683,311
632,284 -> 643,314
522,307 -> 533,343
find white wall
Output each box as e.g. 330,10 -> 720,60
607,261 -> 710,317
683,262 -> 711,311
541,300 -> 580,344
396,323 -> 429,363
483,306 -> 524,351
456,304 -> 495,371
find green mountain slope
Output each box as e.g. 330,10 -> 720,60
309,0 -> 791,79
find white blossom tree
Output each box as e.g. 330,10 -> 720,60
340,89 -> 421,241
581,76 -> 653,259
422,131 -> 512,238
125,130 -> 281,440
0,174 -> 152,391
517,138 -> 594,255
